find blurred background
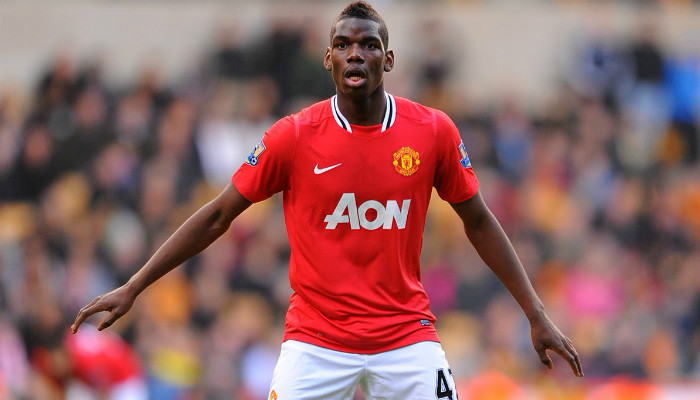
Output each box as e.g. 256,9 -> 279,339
1,0 -> 699,399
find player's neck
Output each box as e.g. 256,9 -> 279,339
336,88 -> 386,126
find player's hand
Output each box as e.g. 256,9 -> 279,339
529,313 -> 583,377
71,286 -> 136,334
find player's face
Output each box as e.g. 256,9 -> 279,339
325,18 -> 394,100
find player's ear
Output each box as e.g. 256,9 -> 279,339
384,49 -> 394,72
324,48 -> 332,71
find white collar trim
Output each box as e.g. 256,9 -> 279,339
331,92 -> 396,133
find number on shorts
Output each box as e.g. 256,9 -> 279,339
436,368 -> 455,400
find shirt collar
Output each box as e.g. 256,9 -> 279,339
331,92 -> 396,133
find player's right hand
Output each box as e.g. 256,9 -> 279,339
71,286 -> 136,333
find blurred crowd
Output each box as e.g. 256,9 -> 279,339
0,5 -> 699,400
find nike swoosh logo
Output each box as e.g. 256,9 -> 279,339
314,163 -> 342,174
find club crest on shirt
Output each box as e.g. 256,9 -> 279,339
393,146 -> 420,176
245,140 -> 266,166
269,390 -> 278,400
458,141 -> 472,168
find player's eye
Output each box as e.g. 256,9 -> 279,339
336,42 -> 347,49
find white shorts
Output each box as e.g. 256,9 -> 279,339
268,340 -> 459,400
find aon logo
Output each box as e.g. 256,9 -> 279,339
324,193 -> 410,230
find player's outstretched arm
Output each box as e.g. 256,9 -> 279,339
71,183 -> 252,333
450,191 -> 583,377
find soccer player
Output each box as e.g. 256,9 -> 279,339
72,1 -> 583,398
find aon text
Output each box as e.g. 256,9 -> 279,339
324,193 -> 411,230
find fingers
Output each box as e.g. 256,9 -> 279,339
71,297 -> 110,334
531,317 -> 584,377
564,341 -> 584,378
98,309 -> 123,331
71,298 -> 98,333
534,336 -> 584,377
549,339 -> 584,377
540,353 -> 553,369
535,343 -> 553,369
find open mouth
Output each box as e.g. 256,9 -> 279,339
344,69 -> 367,87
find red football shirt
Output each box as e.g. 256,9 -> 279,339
232,93 -> 479,353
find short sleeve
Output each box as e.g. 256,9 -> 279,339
231,115 -> 296,203
433,110 -> 479,203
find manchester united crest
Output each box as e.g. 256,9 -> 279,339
393,146 -> 420,176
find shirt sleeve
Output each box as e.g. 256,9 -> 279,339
231,115 -> 296,203
433,110 -> 479,203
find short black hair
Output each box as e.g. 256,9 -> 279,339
331,1 -> 389,49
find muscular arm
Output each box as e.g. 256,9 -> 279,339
451,191 -> 583,377
72,183 -> 252,333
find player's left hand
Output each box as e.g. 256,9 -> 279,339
71,285 -> 136,334
529,313 -> 583,377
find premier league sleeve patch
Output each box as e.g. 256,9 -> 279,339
458,141 -> 472,168
245,140 -> 266,166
